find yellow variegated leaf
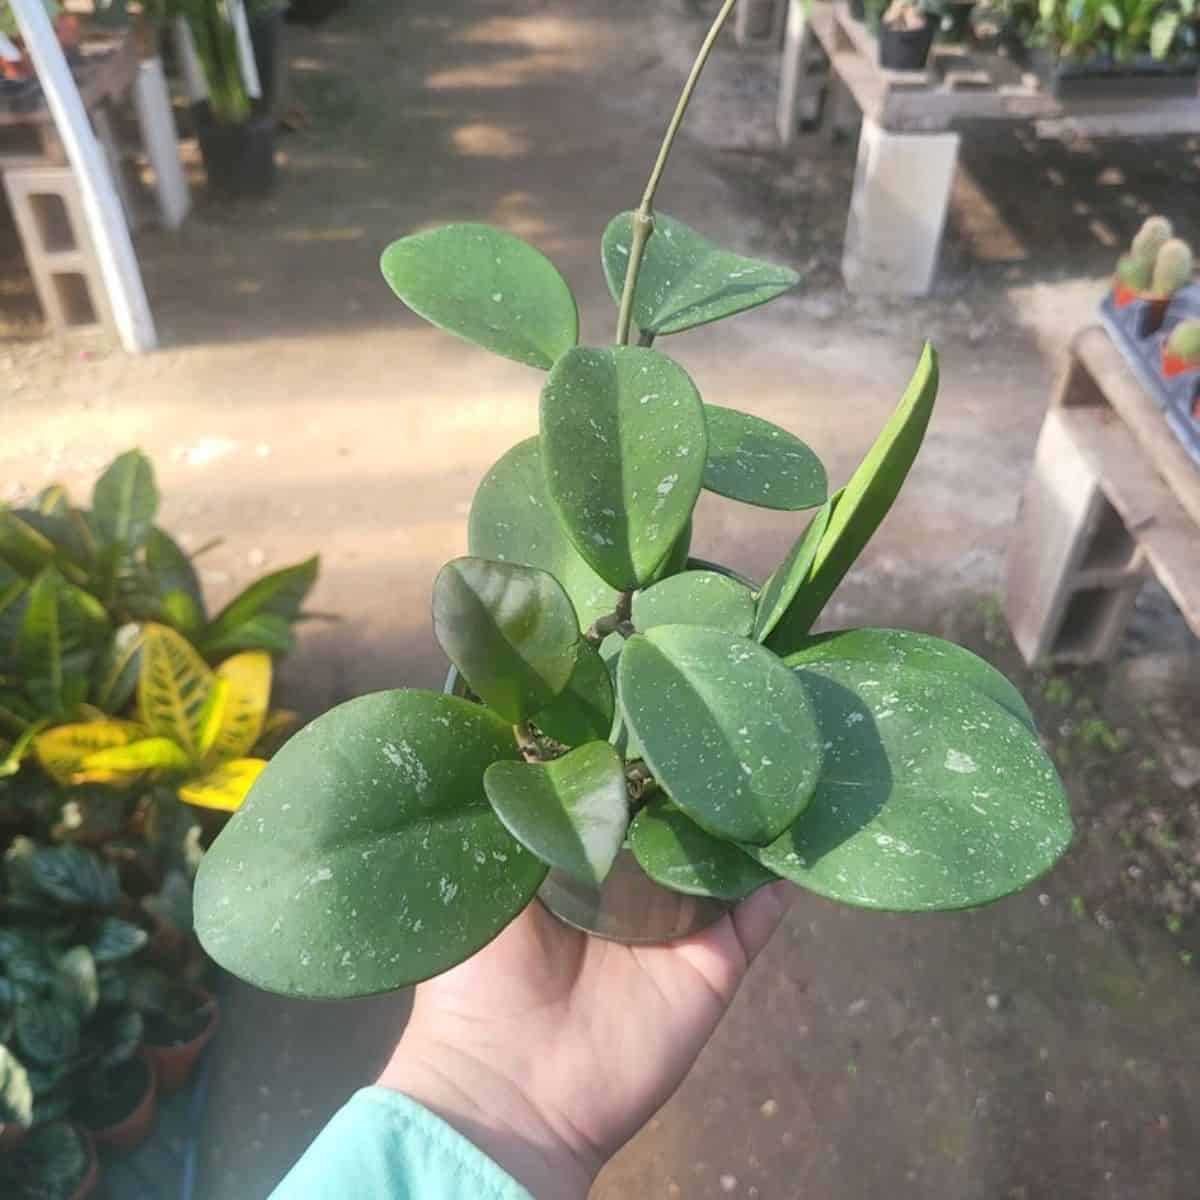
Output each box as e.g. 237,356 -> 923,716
178,758 -> 267,812
196,678 -> 229,761
34,720 -> 147,786
207,652 -> 271,764
137,624 -> 214,760
81,737 -> 191,776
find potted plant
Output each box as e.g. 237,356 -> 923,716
128,963 -> 217,1094
1161,317 -> 1200,378
0,450 -> 319,661
1032,0 -> 1200,97
0,1121 -> 97,1200
1112,218 -> 1194,333
1,842 -> 155,1160
193,0 -> 1070,1002
73,1048 -> 156,1154
173,0 -> 275,195
879,0 -> 937,69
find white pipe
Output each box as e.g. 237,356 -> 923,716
9,0 -> 156,351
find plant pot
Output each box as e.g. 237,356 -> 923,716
70,1127 -> 98,1200
1161,344 -> 1199,379
879,16 -> 936,71
144,988 -> 219,1094
1033,46 -> 1199,99
936,0 -> 975,42
285,0 -> 348,26
192,102 -> 277,198
250,5 -> 288,117
1111,281 -> 1170,334
84,1051 -> 157,1154
849,0 -> 866,20
538,849 -> 731,943
0,1122 -> 28,1151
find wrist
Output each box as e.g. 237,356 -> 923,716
378,1030 -> 598,1200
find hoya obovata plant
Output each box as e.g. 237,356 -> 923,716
194,0 -> 1072,1000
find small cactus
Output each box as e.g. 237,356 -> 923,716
1152,238 -> 1194,298
1131,215 -> 1173,266
1167,319 -> 1200,363
1116,254 -> 1152,292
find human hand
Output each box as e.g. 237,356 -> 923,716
377,881 -> 793,1199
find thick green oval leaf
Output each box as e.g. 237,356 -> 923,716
381,223 -> 578,369
783,628 -> 1036,730
195,690 -> 546,999
767,345 -> 937,649
747,661 -> 1072,911
702,405 -> 826,511
469,438 -> 619,628
533,642 -> 614,747
630,797 -> 779,900
51,947 -> 98,1020
632,570 -> 754,636
15,1002 -> 80,1066
753,499 -> 834,644
433,557 -> 580,724
619,626 -> 821,845
541,346 -> 707,591
599,633 -> 644,763
602,211 -> 801,336
0,1045 -> 32,1131
0,510 -> 56,576
92,449 -> 158,549
484,742 -> 628,886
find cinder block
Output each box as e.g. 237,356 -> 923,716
1007,408 -> 1146,665
2,165 -> 115,336
841,117 -> 959,296
736,0 -> 787,48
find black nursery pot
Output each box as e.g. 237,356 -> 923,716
879,16 -> 936,70
192,102 -> 277,198
285,0 -> 348,25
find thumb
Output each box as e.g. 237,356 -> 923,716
731,880 -> 794,965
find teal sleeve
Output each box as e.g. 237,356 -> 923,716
270,1087 -> 533,1200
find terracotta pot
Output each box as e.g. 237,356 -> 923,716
1161,344 -> 1198,379
144,989 -> 219,1094
87,1051 -> 157,1154
55,14 -> 81,50
0,1122 -> 28,1151
1113,280 -> 1171,329
70,1127 -> 99,1200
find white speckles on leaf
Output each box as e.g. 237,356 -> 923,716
945,749 -> 978,774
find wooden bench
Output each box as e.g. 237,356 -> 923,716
776,1 -> 1200,294
1006,325 -> 1200,665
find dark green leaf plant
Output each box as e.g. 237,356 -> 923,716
194,0 -> 1072,1001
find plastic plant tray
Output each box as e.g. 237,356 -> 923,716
1098,284 -> 1200,467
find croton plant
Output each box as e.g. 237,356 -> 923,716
195,0 -> 1072,1001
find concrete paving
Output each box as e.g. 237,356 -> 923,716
3,0 -> 1199,1196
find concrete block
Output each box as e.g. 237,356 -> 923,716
2,165 -> 115,335
1007,408 -> 1146,665
736,0 -> 787,48
841,117 -> 959,296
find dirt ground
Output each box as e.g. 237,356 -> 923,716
3,0 -> 1200,1196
